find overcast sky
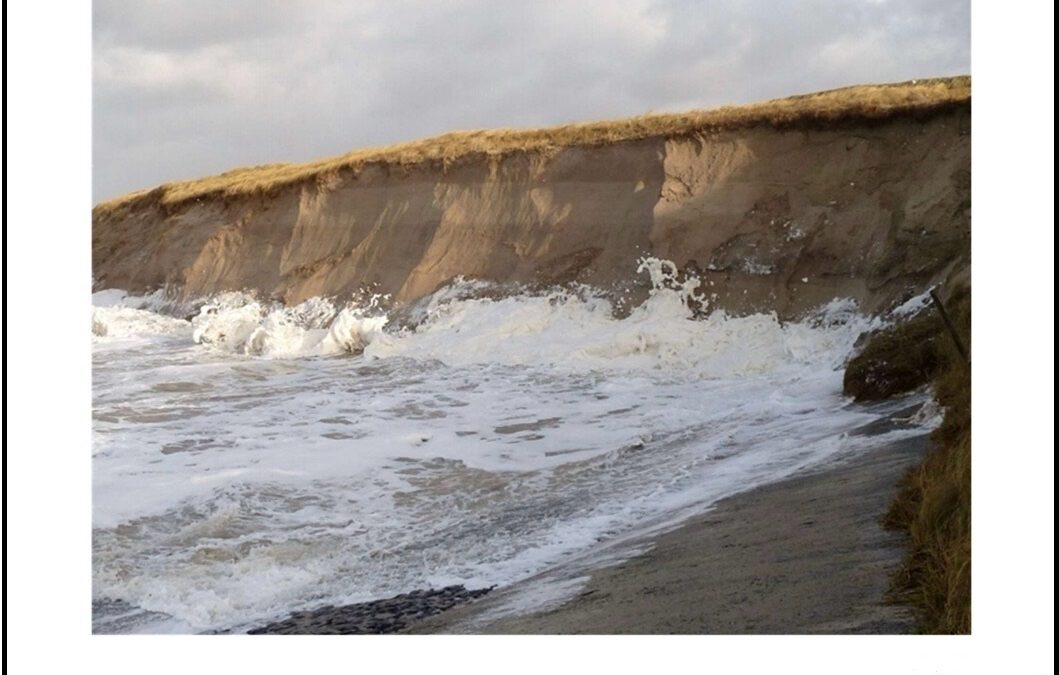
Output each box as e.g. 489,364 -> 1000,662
93,0 -> 969,202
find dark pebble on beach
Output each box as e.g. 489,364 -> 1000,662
245,585 -> 494,635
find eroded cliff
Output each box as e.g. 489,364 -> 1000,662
93,78 -> 970,317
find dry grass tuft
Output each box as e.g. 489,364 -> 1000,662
852,287 -> 971,633
94,76 -> 970,217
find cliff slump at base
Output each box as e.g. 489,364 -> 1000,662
93,83 -> 970,316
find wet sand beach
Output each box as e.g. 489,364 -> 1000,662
409,433 -> 925,634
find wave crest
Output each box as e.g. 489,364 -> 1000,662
92,258 -> 878,376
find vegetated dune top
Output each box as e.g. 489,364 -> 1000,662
95,75 -> 969,216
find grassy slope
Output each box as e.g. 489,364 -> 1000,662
844,287 -> 971,633
94,76 -> 970,216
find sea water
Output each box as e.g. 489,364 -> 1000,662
91,259 -> 925,633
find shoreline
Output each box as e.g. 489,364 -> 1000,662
408,433 -> 925,634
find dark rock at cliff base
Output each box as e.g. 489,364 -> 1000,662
246,585 -> 494,635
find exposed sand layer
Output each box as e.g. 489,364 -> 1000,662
410,432 -> 925,634
93,87 -> 970,319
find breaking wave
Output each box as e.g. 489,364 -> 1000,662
93,258 -> 878,377
91,257 -> 925,634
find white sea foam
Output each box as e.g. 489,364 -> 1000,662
891,287 -> 936,318
185,293 -> 389,357
366,259 -> 873,378
92,306 -> 191,339
92,288 -> 192,339
92,258 -> 921,633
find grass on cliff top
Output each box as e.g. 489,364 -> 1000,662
94,76 -> 970,217
845,287 -> 971,633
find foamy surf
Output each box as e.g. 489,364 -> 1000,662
92,258 -> 931,633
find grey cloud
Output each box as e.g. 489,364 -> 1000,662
93,0 -> 969,201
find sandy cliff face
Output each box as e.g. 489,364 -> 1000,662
93,107 -> 970,316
